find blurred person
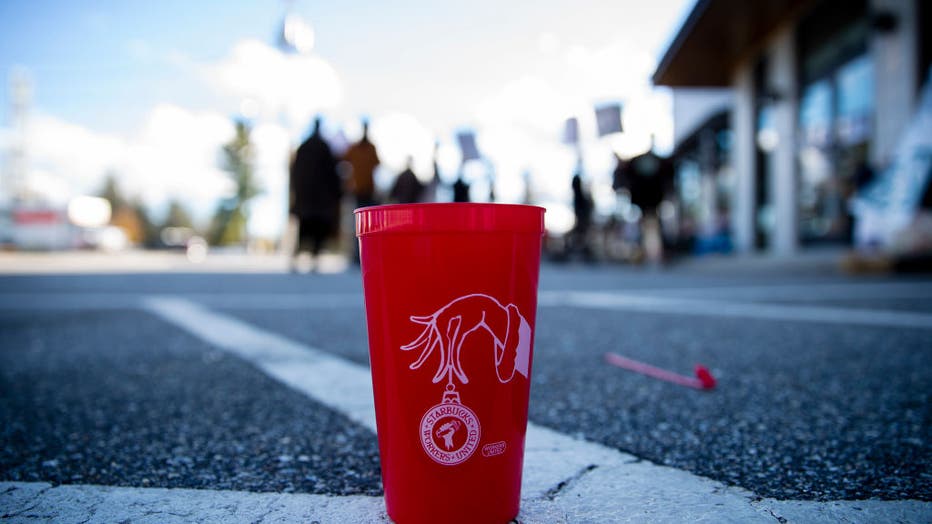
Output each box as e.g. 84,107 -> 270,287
342,118 -> 380,264
613,139 -> 673,264
423,141 -> 443,202
521,170 -> 534,205
569,171 -> 594,262
343,119 -> 380,209
486,160 -> 497,202
389,157 -> 425,204
453,169 -> 471,203
611,152 -> 626,194
289,117 -> 342,272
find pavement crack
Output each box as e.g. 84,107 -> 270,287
77,498 -> 102,524
544,464 -> 598,501
1,485 -> 54,519
250,495 -> 281,524
767,509 -> 788,523
143,509 -> 194,518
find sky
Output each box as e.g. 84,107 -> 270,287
0,0 -> 694,237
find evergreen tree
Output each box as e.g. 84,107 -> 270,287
131,200 -> 160,248
211,119 -> 261,246
97,173 -> 150,245
98,172 -> 128,212
163,199 -> 195,230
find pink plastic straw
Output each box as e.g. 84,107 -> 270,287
604,352 -> 716,390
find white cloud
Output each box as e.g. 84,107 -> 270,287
476,75 -> 574,136
537,32 -> 561,55
204,39 -> 343,134
563,41 -> 655,101
369,112 -> 436,182
10,105 -> 235,223
26,114 -> 124,195
470,38 -> 676,209
122,104 -> 236,211
247,122 -> 292,238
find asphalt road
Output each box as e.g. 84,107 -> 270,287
1,265 -> 930,507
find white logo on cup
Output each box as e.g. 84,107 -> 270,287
402,294 -> 532,466
419,390 -> 481,466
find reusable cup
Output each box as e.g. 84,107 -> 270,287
355,203 -> 545,524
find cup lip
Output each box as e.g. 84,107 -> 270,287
354,202 -> 546,237
353,202 -> 546,214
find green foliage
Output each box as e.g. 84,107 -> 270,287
210,119 -> 262,246
163,200 -> 194,230
98,172 -> 128,211
131,200 -> 160,247
97,173 -> 156,246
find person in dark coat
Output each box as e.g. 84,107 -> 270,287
452,168 -> 470,203
613,142 -> 674,263
289,117 -> 342,271
570,171 -> 594,261
615,151 -> 670,217
389,156 -> 425,204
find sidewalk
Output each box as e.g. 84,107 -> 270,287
0,250 -> 349,275
4,479 -> 927,523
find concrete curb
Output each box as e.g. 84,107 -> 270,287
3,481 -> 929,523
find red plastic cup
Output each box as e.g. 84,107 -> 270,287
355,203 -> 545,524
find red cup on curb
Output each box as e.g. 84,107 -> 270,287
355,203 -> 545,524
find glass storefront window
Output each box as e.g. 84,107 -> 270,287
836,54 -> 874,145
672,113 -> 732,255
800,79 -> 832,147
797,52 -> 875,244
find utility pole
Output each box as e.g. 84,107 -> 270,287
3,68 -> 31,204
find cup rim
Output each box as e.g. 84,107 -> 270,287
354,203 -> 546,237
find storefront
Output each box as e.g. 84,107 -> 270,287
671,110 -> 733,254
653,0 -> 929,254
796,0 -> 874,244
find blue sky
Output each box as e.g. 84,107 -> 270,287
0,0 -> 693,235
0,0 -> 306,132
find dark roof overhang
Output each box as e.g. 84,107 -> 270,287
653,0 -> 815,87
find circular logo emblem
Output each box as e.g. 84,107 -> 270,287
419,402 -> 481,465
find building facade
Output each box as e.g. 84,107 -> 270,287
654,0 -> 931,254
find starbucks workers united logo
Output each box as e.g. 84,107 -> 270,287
401,294 -> 532,466
419,389 -> 481,466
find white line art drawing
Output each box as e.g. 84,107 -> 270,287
401,293 -> 532,388
402,293 -> 533,465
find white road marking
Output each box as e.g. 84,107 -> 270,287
4,479 -> 929,524
640,281 -> 932,301
137,297 -> 930,522
144,296 -> 377,432
0,482 -> 387,523
0,293 -> 364,310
